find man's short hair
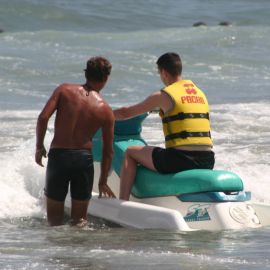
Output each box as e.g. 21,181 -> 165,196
85,56 -> 112,82
156,52 -> 182,76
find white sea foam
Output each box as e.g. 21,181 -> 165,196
0,140 -> 44,218
0,110 -> 52,218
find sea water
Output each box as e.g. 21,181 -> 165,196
0,0 -> 270,269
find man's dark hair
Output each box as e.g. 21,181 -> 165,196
156,52 -> 182,76
85,56 -> 112,82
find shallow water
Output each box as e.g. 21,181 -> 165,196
1,218 -> 270,270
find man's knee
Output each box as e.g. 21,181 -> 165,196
126,145 -> 142,156
125,147 -> 134,158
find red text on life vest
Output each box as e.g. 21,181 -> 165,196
181,95 -> 205,104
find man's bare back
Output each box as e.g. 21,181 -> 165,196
48,83 -> 113,150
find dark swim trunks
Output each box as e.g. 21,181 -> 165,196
152,147 -> 215,174
45,148 -> 94,202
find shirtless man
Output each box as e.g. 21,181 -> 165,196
114,52 -> 215,201
35,56 -> 115,226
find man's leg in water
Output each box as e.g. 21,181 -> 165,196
46,197 -> 65,226
46,197 -> 89,226
71,199 -> 90,226
119,145 -> 156,201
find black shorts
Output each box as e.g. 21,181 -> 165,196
152,147 -> 215,174
45,148 -> 94,202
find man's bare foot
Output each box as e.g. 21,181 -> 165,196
70,218 -> 88,228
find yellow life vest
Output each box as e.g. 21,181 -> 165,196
160,80 -> 213,148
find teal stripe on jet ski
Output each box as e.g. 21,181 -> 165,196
178,191 -> 251,202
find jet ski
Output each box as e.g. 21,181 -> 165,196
71,113 -> 270,231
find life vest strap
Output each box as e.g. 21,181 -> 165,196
162,112 -> 209,124
165,131 -> 211,141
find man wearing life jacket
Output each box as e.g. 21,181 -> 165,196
114,52 -> 215,201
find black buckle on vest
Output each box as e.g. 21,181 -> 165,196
162,112 -> 209,124
165,131 -> 211,141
